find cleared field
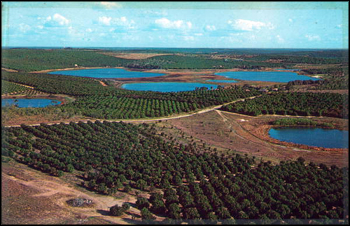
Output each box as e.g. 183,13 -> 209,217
2,161 -> 145,224
99,52 -> 173,60
163,110 -> 348,167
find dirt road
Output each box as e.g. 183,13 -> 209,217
2,164 -> 143,224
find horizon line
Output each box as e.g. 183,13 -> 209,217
2,46 -> 349,50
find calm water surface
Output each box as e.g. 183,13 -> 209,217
49,68 -> 165,78
2,98 -> 61,108
269,127 -> 348,149
215,71 -> 319,82
122,82 -> 218,92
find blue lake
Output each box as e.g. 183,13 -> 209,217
49,68 -> 165,78
215,71 -> 320,83
2,98 -> 61,108
122,82 -> 218,92
207,80 -> 237,83
269,127 -> 348,149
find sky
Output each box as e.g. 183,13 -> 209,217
2,1 -> 349,49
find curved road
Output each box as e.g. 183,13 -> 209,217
4,95 -> 260,128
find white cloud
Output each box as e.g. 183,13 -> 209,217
100,2 -> 122,9
41,13 -> 69,27
143,10 -> 168,17
52,13 -> 69,26
205,25 -> 216,31
276,35 -> 284,43
228,19 -> 274,31
305,34 -> 321,41
19,23 -> 31,33
86,28 -> 93,33
183,36 -> 195,41
155,18 -> 192,30
288,18 -> 293,22
99,16 -> 112,26
194,33 -> 203,36
98,16 -> 135,29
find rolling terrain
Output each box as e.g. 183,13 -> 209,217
1,47 -> 348,224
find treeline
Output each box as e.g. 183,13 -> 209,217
267,55 -> 345,64
62,87 -> 261,119
2,121 -> 348,223
1,71 -> 115,96
1,49 -> 132,72
1,80 -> 31,95
2,48 -> 287,72
287,67 -> 348,90
3,48 -> 348,72
272,118 -> 334,128
220,92 -> 348,118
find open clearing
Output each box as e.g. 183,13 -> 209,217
161,110 -> 348,167
2,161 -> 156,225
98,52 -> 172,60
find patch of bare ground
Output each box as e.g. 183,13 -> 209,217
1,161 -> 152,224
2,67 -> 19,72
29,66 -> 109,74
98,52 -> 172,60
165,110 -> 348,167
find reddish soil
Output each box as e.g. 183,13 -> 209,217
98,52 -> 172,60
165,110 -> 348,167
1,162 -> 155,224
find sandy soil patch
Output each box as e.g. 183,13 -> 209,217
2,67 -> 19,72
164,110 -> 348,167
1,162 -> 146,225
99,80 -> 108,86
98,52 -> 172,60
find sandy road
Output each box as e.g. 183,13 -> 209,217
4,95 -> 261,128
2,170 -> 140,224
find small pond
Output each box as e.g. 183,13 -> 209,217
207,80 -> 238,83
2,98 -> 61,108
215,71 -> 319,83
269,127 -> 348,149
121,82 -> 218,92
49,68 -> 165,79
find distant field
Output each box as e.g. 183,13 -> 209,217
2,48 -> 347,72
100,52 -> 173,59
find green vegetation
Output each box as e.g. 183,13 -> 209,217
272,118 -> 334,128
2,49 -> 131,72
2,71 -> 109,96
2,71 -> 261,120
61,87 -> 260,119
2,121 -> 348,223
3,48 -> 347,72
221,92 -> 348,118
287,67 -> 348,90
110,203 -> 130,216
1,80 -> 32,95
126,54 -> 286,70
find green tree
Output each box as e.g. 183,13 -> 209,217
110,204 -> 126,216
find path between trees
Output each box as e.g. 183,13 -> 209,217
4,95 -> 261,128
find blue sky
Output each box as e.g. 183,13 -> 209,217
2,2 -> 348,48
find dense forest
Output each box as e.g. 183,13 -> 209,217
220,92 -> 348,118
1,121 -> 348,224
287,67 -> 349,90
